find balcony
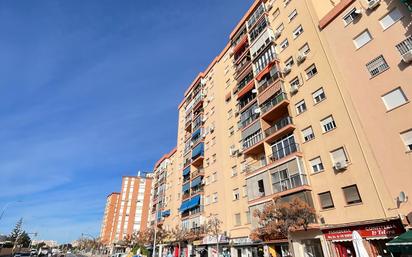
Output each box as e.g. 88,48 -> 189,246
191,185 -> 204,195
242,131 -> 264,155
235,57 -> 252,80
191,168 -> 205,179
264,117 -> 295,144
257,67 -> 282,94
233,35 -> 249,57
239,113 -> 259,130
260,93 -> 289,122
191,143 -> 204,167
268,143 -> 302,164
250,27 -> 275,60
272,174 -> 308,194
246,2 -> 266,30
396,36 -> 412,63
192,114 -> 203,131
244,158 -> 267,174
192,92 -> 204,111
238,92 -> 257,113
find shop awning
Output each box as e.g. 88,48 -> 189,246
183,166 -> 190,176
179,199 -> 191,212
186,195 -> 201,210
387,230 -> 412,253
182,182 -> 190,192
191,176 -> 203,188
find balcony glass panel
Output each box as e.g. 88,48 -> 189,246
247,3 -> 266,29
249,17 -> 268,43
260,92 -> 287,114
270,135 -> 298,161
265,116 -> 293,137
240,103 -> 259,129
254,45 -> 277,75
236,72 -> 254,92
272,172 -> 307,193
243,130 -> 264,149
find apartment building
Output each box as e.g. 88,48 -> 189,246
101,174 -> 152,250
100,192 -> 120,245
147,1 -> 412,257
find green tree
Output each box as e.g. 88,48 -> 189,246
9,218 -> 23,242
16,231 -> 31,248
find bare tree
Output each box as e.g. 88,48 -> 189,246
250,197 -> 316,241
204,215 -> 222,257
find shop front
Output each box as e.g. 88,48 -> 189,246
229,237 -> 263,257
323,220 -> 405,257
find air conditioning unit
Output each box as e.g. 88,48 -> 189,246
283,65 -> 291,74
209,126 -> 215,132
274,30 -> 281,39
333,161 -> 348,171
296,53 -> 307,64
254,108 -> 262,114
401,50 -> 412,63
201,132 -> 207,138
230,148 -> 240,157
290,84 -> 299,94
267,2 -> 273,10
202,116 -> 207,122
367,0 -> 380,9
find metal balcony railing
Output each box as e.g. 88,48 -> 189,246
396,36 -> 412,55
244,158 -> 267,174
272,174 -> 308,194
239,113 -> 259,129
257,71 -> 282,94
191,168 -> 205,179
191,186 -> 204,195
243,131 -> 264,150
260,92 -> 287,114
265,116 -> 293,137
269,143 -> 299,162
239,94 -> 257,111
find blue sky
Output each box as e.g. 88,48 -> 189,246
0,0 -> 253,243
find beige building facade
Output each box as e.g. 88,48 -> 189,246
147,1 -> 412,257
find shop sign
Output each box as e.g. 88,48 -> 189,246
202,235 -> 229,245
229,237 -> 254,245
323,221 -> 404,241
193,240 -> 202,246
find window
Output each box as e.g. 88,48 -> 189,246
233,188 -> 240,200
381,88 -> 408,110
229,126 -> 235,136
234,213 -> 241,226
366,55 -> 389,77
296,100 -> 307,114
228,109 -> 233,119
400,130 -> 412,151
319,192 -> 334,209
288,9 -> 298,22
312,88 -> 326,104
272,8 -> 280,19
330,147 -> 349,164
280,38 -> 289,51
342,185 -> 362,205
212,154 -> 217,163
212,172 -> 217,182
310,157 -> 324,173
353,30 -> 372,49
290,77 -> 300,87
305,64 -> 318,79
212,137 -> 216,145
231,165 -> 238,177
276,23 -> 285,33
205,195 -> 210,205
245,211 -> 251,224
293,25 -> 304,39
342,8 -> 359,25
321,116 -> 337,132
212,192 -> 218,203
257,179 -> 265,196
284,0 -> 291,7
205,176 -> 210,185
285,56 -> 294,67
243,185 -> 248,197
299,43 -> 310,55
379,8 -> 403,30
302,127 -> 315,142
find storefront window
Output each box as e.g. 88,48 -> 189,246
302,239 -> 324,257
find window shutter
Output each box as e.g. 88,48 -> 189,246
401,130 -> 412,146
331,148 -> 347,163
379,8 -> 402,30
382,88 -> 407,110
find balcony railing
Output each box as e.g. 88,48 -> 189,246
239,113 -> 259,129
257,70 -> 282,94
183,159 -> 191,168
236,72 -> 254,93
191,168 -> 205,179
239,94 -> 257,111
243,131 -> 264,150
396,36 -> 412,55
191,186 -> 204,195
261,92 -> 287,114
244,158 -> 267,174
235,57 -> 252,75
396,36 -> 412,62
193,92 -> 204,107
272,174 -> 308,194
269,143 -> 299,162
265,117 -> 293,137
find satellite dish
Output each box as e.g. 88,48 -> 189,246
254,108 -> 261,114
398,191 -> 408,203
252,89 -> 258,94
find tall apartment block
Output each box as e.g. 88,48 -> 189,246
100,192 -> 120,246
148,0 -> 412,257
100,174 -> 153,251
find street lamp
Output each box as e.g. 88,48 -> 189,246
0,200 -> 23,221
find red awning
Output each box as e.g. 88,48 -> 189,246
256,60 -> 277,81
237,80 -> 255,99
